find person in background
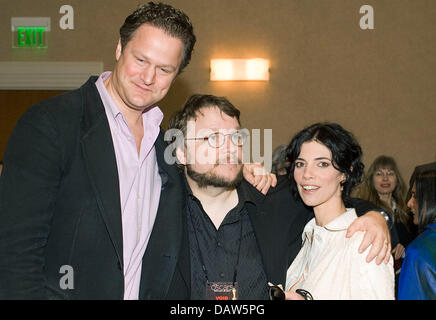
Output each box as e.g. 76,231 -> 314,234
407,162 -> 436,202
271,144 -> 290,176
284,123 -> 394,300
357,156 -> 416,295
398,168 -> 436,300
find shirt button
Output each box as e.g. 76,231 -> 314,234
217,242 -> 222,247
219,272 -> 225,278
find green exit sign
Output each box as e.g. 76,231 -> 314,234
11,17 -> 50,49
16,27 -> 46,47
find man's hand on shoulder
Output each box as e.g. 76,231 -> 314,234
242,163 -> 277,195
346,210 -> 391,265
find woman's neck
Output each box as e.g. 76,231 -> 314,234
313,196 -> 347,227
378,192 -> 393,209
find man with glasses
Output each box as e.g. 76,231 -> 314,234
167,94 -> 392,300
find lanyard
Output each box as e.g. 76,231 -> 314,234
188,200 -> 244,287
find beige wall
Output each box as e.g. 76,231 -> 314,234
1,0 -> 435,181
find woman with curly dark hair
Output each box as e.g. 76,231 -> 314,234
283,123 -> 394,299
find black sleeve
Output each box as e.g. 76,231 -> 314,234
345,197 -> 399,247
0,105 -> 62,299
345,197 -> 380,216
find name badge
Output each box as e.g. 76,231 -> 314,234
206,281 -> 238,300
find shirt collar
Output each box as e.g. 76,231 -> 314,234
95,71 -> 122,120
304,208 -> 357,235
324,208 -> 357,231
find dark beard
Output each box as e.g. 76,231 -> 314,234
186,164 -> 244,191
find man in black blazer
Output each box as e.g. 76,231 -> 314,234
0,2 -> 194,299
168,94 -> 393,299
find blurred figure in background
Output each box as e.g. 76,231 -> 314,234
407,162 -> 436,202
398,168 -> 436,300
357,156 -> 416,295
271,144 -> 290,176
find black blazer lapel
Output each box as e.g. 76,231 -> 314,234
249,204 -> 288,286
245,179 -> 289,286
139,130 -> 188,299
79,78 -> 124,268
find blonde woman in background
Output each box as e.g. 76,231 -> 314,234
357,156 -> 417,295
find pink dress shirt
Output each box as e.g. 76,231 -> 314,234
95,72 -> 163,299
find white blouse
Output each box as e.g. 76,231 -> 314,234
285,208 -> 395,300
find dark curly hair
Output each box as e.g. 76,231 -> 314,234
119,2 -> 196,73
286,122 -> 364,201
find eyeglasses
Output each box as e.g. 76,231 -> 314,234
185,131 -> 248,148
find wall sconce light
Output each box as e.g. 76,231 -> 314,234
210,58 -> 270,81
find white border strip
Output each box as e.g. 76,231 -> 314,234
11,17 -> 51,32
0,61 -> 103,90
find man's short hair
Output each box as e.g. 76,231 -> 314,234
168,94 -> 241,139
167,94 -> 241,168
119,2 -> 196,73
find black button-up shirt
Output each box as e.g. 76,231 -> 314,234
186,181 -> 269,300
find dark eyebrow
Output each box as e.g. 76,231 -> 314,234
314,157 -> 332,161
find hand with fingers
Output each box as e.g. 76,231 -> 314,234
346,210 -> 392,265
243,163 -> 277,195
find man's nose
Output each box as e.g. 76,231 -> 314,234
141,65 -> 156,85
220,135 -> 239,161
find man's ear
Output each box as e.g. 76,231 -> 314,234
175,147 -> 187,166
115,40 -> 122,61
